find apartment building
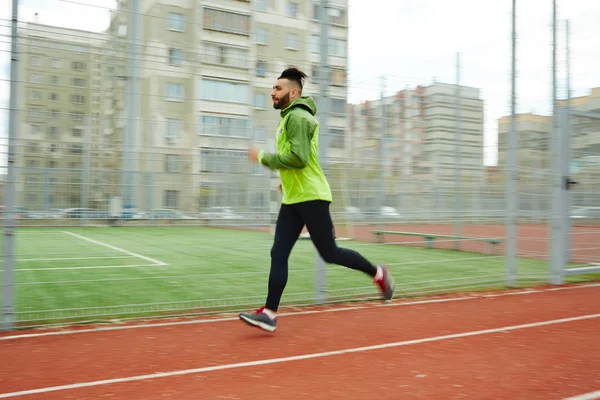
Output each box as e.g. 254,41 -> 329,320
106,0 -> 349,213
497,88 -> 600,171
350,82 -> 485,181
15,0 -> 349,214
496,88 -> 600,209
347,82 -> 484,212
16,22 -> 108,210
497,112 -> 552,171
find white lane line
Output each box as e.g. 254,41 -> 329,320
62,231 -> 167,266
16,264 -> 168,271
0,312 -> 598,398
563,391 -> 600,400
1,283 -> 599,341
17,256 -> 136,262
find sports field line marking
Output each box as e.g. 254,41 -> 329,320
15,264 -> 167,271
0,312 -> 598,398
563,391 -> 600,400
1,283 -> 599,341
62,231 -> 167,266
17,256 -> 136,262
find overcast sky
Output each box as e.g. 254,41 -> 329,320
1,0 -> 599,170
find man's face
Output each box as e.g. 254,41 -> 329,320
271,79 -> 296,110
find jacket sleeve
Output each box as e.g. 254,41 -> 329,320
259,113 -> 313,170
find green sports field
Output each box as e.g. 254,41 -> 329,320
2,226 -> 597,327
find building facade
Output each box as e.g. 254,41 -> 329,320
15,0 -> 349,215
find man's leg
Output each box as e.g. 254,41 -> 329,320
239,204 -> 304,332
299,200 -> 395,301
264,204 -> 305,312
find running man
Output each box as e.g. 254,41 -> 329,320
240,68 -> 395,332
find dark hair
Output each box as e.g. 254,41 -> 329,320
278,67 -> 308,91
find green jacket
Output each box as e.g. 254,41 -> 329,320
258,96 -> 332,205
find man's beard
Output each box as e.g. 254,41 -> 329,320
273,92 -> 291,110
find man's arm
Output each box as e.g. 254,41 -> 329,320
259,113 -> 313,170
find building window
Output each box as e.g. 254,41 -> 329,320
329,38 -> 347,57
30,125 -> 41,135
204,43 -> 248,68
71,111 -> 84,121
47,126 -> 59,139
49,93 -> 59,102
204,8 -> 250,35
331,69 -> 346,86
71,78 -> 86,87
166,119 -> 180,138
50,75 -> 59,85
168,48 -> 184,66
70,144 -> 84,154
71,95 -> 85,104
286,1 -> 297,17
50,59 -> 60,69
72,128 -> 83,138
165,155 -> 180,173
256,61 -> 266,77
331,98 -> 346,114
285,33 -> 298,50
200,148 -> 247,173
27,142 -> 39,153
28,108 -> 43,118
310,35 -> 347,57
71,61 -> 86,71
30,90 -> 41,102
31,56 -> 41,67
31,74 -> 41,83
312,5 -> 346,24
256,0 -> 267,11
164,190 -> 179,208
49,110 -> 59,119
168,13 -> 184,31
200,79 -> 249,103
254,93 -> 266,109
199,115 -> 249,137
330,128 -> 345,148
255,28 -> 268,45
165,83 -> 184,101
328,8 -> 346,24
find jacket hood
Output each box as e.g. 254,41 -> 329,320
280,96 -> 317,118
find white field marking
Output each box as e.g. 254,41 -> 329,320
0,313 -> 598,399
62,231 -> 167,266
17,256 -> 136,262
1,283 -> 599,341
15,264 -> 167,271
563,391 -> 600,400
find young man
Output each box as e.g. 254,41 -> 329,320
240,68 -> 395,332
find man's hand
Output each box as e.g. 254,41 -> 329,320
278,183 -> 282,192
248,146 -> 260,164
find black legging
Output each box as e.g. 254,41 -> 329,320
265,200 -> 378,311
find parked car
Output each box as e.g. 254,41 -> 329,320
59,208 -> 109,219
571,207 -> 600,220
133,209 -> 195,220
199,207 -> 244,220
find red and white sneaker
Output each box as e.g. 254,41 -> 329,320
239,306 -> 277,332
374,264 -> 395,302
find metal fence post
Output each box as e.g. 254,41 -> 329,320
314,0 -> 330,305
453,53 -> 462,250
3,0 -> 20,331
506,0 -> 518,287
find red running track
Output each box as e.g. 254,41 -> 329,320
0,284 -> 599,399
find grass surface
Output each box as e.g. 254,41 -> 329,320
2,226 -> 598,326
